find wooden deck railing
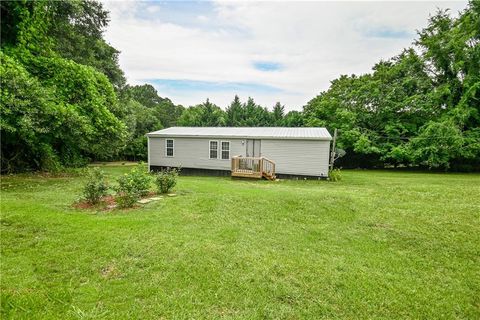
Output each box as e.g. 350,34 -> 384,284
231,156 -> 276,180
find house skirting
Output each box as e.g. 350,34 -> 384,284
149,165 -> 327,180
149,166 -> 231,177
275,173 -> 327,180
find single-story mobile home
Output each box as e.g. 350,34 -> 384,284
147,127 -> 332,179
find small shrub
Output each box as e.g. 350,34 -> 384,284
114,163 -> 152,208
329,168 -> 342,182
154,168 -> 179,194
115,174 -> 140,208
129,163 -> 152,197
82,168 -> 108,204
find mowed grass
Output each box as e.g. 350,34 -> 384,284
1,167 -> 479,319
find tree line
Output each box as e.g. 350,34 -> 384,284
1,0 -> 478,172
303,3 -> 479,170
0,0 -> 183,172
177,97 -> 303,127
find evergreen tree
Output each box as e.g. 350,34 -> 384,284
226,95 -> 244,126
272,102 -> 285,126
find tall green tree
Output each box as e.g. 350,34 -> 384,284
48,0 -> 126,88
126,84 -> 184,127
1,0 -> 126,88
225,95 -> 244,126
283,111 -> 304,127
410,2 -> 480,169
0,0 -> 129,172
272,102 -> 285,126
178,99 -> 226,127
0,52 -> 127,171
303,1 -> 479,170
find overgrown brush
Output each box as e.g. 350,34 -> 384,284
329,168 -> 342,182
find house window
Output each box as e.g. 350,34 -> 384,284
209,140 -> 218,159
165,139 -> 174,157
221,141 -> 230,160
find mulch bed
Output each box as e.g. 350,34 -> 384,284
73,191 -> 161,211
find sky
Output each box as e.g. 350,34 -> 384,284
102,0 -> 468,111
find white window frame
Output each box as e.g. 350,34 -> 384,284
165,139 -> 174,157
220,141 -> 230,160
209,140 -> 219,159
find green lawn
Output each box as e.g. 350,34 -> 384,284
1,167 -> 479,319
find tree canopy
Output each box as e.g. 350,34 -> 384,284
303,3 -> 479,170
0,0 -> 181,171
1,0 -> 478,172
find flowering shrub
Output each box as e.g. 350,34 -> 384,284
129,163 -> 152,197
154,168 -> 179,194
115,174 -> 140,208
115,163 -> 152,208
82,167 -> 108,204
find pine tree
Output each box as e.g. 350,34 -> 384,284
272,102 -> 285,126
225,95 -> 243,126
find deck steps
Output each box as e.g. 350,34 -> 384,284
231,156 -> 276,180
262,172 -> 276,181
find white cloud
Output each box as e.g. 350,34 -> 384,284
102,0 -> 468,110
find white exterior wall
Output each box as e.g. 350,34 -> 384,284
260,139 -> 330,177
149,136 -> 330,177
149,137 -> 246,170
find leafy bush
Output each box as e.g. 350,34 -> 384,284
114,164 -> 152,208
115,174 -> 140,208
82,168 -> 108,204
154,168 -> 179,194
329,168 -> 342,182
129,163 -> 152,197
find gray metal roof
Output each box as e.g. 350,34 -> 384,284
147,127 -> 332,140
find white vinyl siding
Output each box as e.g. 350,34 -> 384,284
260,140 -> 330,177
209,140 -> 218,159
221,141 -> 230,160
149,137 -> 330,177
149,137 -> 245,170
165,139 -> 174,157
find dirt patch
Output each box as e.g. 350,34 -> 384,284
102,195 -> 116,206
73,201 -> 93,210
101,263 -> 121,279
73,195 -> 116,211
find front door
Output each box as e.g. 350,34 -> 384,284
246,139 -> 261,157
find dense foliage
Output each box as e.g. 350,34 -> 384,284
1,0 -> 478,172
177,3 -> 479,170
303,3 -> 480,170
178,95 -> 300,128
0,0 -> 180,172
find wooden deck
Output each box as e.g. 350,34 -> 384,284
231,156 -> 276,180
